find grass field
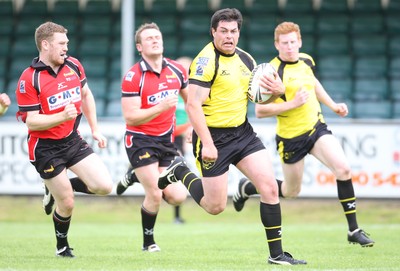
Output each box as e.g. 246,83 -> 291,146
0,195 -> 399,271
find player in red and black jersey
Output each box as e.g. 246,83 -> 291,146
15,22 -> 112,258
116,22 -> 189,252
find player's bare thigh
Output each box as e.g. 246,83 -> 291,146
236,149 -> 279,204
281,159 -> 305,197
310,134 -> 351,179
69,153 -> 112,195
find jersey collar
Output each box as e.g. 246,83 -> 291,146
30,56 -> 70,76
138,57 -> 168,74
212,42 -> 236,57
277,56 -> 299,65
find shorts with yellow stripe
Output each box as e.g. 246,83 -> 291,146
276,121 -> 332,164
192,119 -> 265,177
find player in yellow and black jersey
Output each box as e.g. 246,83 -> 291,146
188,42 -> 254,128
233,21 -> 375,248
157,9 -> 307,265
270,52 -> 323,138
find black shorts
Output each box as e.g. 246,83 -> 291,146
275,121 -> 332,164
29,132 -> 94,179
124,132 -> 179,169
192,119 -> 265,177
174,135 -> 184,154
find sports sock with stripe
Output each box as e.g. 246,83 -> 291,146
53,211 -> 71,250
175,166 -> 204,205
260,202 -> 283,258
141,205 -> 157,247
337,179 -> 358,231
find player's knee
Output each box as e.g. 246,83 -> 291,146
164,193 -> 187,206
145,189 -> 163,205
284,186 -> 301,198
101,184 -> 113,195
91,182 -> 112,195
162,183 -> 187,205
205,204 -> 225,215
335,166 -> 352,180
57,197 -> 74,213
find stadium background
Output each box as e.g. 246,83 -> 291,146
0,0 -> 399,198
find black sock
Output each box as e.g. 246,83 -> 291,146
130,172 -> 140,183
260,202 -> 283,258
175,166 -> 204,205
276,179 -> 284,198
53,211 -> 71,250
244,180 -> 258,196
141,205 -> 157,247
175,205 -> 180,218
337,179 -> 358,231
70,177 -> 93,194
239,179 -> 277,197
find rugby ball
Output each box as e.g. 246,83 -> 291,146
0,104 -> 8,115
248,63 -> 276,104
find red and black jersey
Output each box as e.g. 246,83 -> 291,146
15,56 -> 87,139
121,57 -> 188,136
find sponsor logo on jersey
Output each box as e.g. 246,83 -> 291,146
64,68 -> 78,81
19,80 -> 26,93
158,82 -> 168,90
64,68 -> 75,77
58,82 -> 67,90
166,74 -> 177,79
220,70 -> 230,76
147,89 -> 178,105
47,87 -> 81,111
195,65 -> 204,76
195,57 -> 209,76
197,57 -> 209,66
166,73 -> 178,84
125,71 -> 135,82
240,65 -> 251,77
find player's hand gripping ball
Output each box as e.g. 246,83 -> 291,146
248,63 -> 277,104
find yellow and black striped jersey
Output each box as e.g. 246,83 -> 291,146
270,53 -> 325,138
189,42 -> 256,128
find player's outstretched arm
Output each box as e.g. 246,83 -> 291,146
315,78 -> 348,117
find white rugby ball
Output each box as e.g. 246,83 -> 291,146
248,63 -> 276,104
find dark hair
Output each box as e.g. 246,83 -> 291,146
210,8 -> 243,36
